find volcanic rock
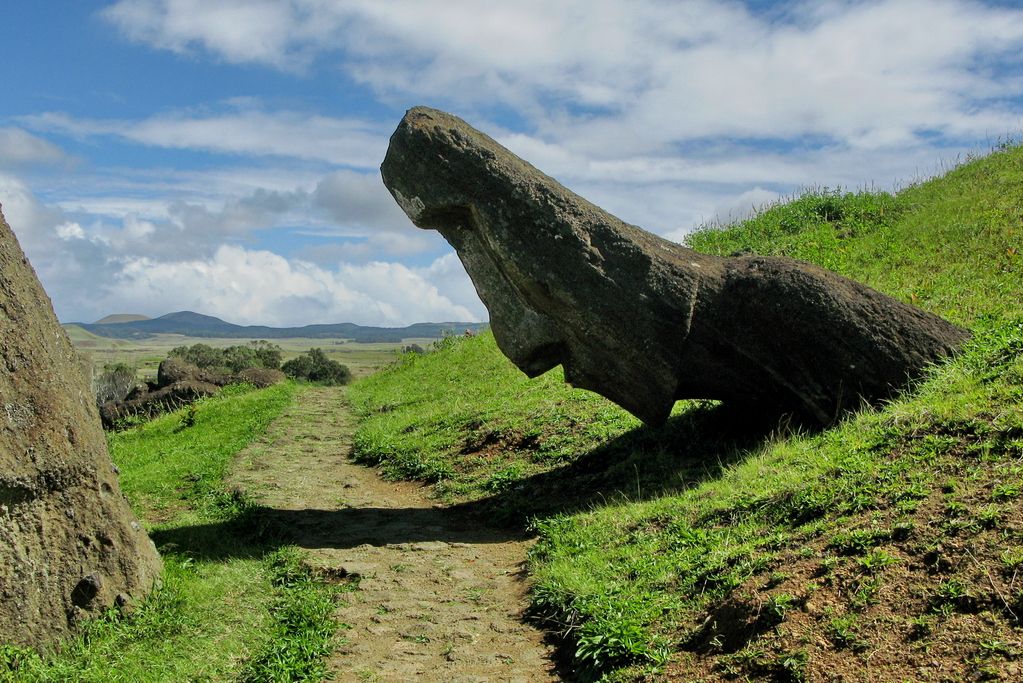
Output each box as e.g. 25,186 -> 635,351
100,379 -> 221,428
157,357 -> 233,388
381,107 -> 970,426
101,359 -> 284,429
0,205 -> 161,648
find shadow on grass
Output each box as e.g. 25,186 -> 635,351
151,401 -> 801,560
466,400 -> 806,525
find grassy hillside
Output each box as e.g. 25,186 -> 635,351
348,144 -> 1023,680
63,323 -> 126,347
1,383 -> 351,682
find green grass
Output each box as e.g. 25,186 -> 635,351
239,547 -> 355,683
111,382 -> 295,519
685,144 -> 1021,325
348,143 -> 1023,680
1,382 -> 351,682
349,334 -> 643,507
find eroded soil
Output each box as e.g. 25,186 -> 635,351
228,386 -> 557,682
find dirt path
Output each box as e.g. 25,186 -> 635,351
228,386 -> 558,682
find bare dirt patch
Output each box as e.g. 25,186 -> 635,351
228,386 -> 557,682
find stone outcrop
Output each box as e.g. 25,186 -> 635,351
0,206 -> 161,648
156,356 -> 233,388
381,107 -> 970,426
100,379 -> 220,428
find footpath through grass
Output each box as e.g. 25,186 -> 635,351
348,144 -> 1023,681
1,382 -> 352,683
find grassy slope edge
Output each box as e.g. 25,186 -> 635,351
348,144 -> 1023,681
1,382 -> 352,683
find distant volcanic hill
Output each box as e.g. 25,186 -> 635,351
68,310 -> 488,343
93,313 -> 151,324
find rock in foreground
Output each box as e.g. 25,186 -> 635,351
1,206 -> 161,648
381,107 -> 970,426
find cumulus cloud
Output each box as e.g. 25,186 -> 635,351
25,160 -> 433,261
0,173 -> 121,322
1,172 -> 481,325
109,246 -> 481,327
0,173 -> 68,254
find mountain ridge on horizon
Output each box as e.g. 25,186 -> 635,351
67,310 -> 489,343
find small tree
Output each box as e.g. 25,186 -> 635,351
222,345 -> 259,373
249,340 -> 282,369
169,343 -> 223,369
282,348 -> 351,385
168,341 -> 282,372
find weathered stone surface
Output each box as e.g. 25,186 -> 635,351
101,359 -> 285,428
1,205 -> 161,648
381,107 -> 970,426
100,379 -> 220,428
157,357 -> 233,388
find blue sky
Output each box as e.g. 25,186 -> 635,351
2,0 -> 1022,326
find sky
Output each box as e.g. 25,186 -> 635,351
1,1 -> 1022,327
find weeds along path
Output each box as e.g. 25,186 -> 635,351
228,385 -> 557,682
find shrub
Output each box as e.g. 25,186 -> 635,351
169,343 -> 223,369
92,362 -> 139,406
281,348 -> 351,386
249,340 -> 283,370
169,341 -> 283,372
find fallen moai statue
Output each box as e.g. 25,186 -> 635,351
99,358 -> 285,428
381,107 -> 970,426
1,206 -> 161,648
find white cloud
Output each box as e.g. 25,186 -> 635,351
102,0 -> 328,71
0,128 -> 68,167
24,107 -> 387,168
110,246 -> 480,326
15,0 -> 1017,326
0,173 -> 67,254
2,173 -> 482,325
101,0 -> 1023,155
44,167 -> 435,261
94,0 -> 1023,239
0,174 -> 119,322
55,221 -> 87,240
